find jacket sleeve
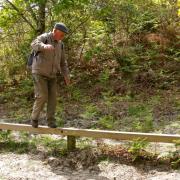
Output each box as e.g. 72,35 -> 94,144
60,43 -> 70,77
31,33 -> 47,52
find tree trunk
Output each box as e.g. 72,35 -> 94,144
36,0 -> 47,35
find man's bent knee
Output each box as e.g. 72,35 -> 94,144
35,94 -> 48,104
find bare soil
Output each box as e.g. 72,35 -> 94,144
0,153 -> 180,180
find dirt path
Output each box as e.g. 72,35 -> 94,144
0,153 -> 180,180
0,103 -> 180,180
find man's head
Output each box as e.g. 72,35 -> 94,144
53,23 -> 68,41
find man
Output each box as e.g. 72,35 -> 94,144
31,22 -> 70,128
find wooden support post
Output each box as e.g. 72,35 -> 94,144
67,135 -> 76,151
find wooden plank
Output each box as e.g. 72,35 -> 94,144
0,123 -> 180,143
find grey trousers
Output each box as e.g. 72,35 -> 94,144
31,74 -> 57,124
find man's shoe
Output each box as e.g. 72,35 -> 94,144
32,120 -> 38,128
48,122 -> 57,128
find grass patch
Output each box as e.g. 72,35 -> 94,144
132,115 -> 154,132
34,136 -> 67,156
55,103 -> 65,127
128,104 -> 151,117
80,104 -> 99,120
98,115 -> 117,129
0,131 -> 36,153
0,141 -> 36,154
76,138 -> 94,149
0,131 -> 94,157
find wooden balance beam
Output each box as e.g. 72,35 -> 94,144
0,123 -> 180,151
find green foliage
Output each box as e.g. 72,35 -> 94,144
80,104 -> 99,119
53,0 -> 90,13
0,130 -> 12,141
128,104 -> 154,132
0,0 -> 179,137
98,115 -> 116,129
171,158 -> 180,169
128,138 -> 149,161
128,105 -> 146,117
0,131 -> 93,156
0,0 -> 178,80
166,143 -> 180,169
71,88 -> 83,101
128,138 -> 149,153
0,132 -> 67,156
33,136 -> 67,156
99,69 -> 110,84
102,91 -> 118,102
112,46 -> 140,74
84,46 -> 102,61
56,117 -> 64,127
0,140 -> 36,154
0,131 -> 36,153
17,78 -> 34,97
0,4 -> 19,29
77,138 -> 93,149
128,104 -> 151,117
132,116 -> 154,133
55,104 -> 65,127
174,140 -> 180,150
65,85 -> 84,101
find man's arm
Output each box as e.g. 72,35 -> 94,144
31,33 -> 54,52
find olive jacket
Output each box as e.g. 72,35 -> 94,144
31,32 -> 69,78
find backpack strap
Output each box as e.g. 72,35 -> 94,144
44,35 -> 48,44
61,42 -> 64,50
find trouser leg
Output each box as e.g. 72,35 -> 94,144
47,78 -> 57,125
31,74 -> 48,121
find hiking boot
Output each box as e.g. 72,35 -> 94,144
48,122 -> 57,128
31,120 -> 38,128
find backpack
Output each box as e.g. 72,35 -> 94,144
27,38 -> 48,69
27,39 -> 64,69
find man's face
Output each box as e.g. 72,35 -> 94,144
53,29 -> 65,41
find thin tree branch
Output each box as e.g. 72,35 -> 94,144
79,27 -> 87,61
24,0 -> 38,24
50,0 -> 58,3
5,0 -> 36,31
67,15 -> 91,38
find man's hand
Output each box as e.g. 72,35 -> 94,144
44,44 -> 54,51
